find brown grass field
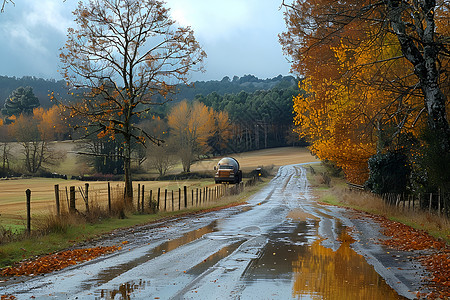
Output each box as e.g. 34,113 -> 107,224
0,147 -> 317,229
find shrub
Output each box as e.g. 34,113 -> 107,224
366,150 -> 410,194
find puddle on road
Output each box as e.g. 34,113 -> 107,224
187,241 -> 244,276
241,219 -> 406,300
85,221 -> 218,291
100,280 -> 150,300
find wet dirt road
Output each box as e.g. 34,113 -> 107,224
2,164 -> 426,299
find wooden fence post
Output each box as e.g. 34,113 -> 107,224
184,186 -> 187,208
172,190 -> 174,211
178,188 -> 181,210
149,190 -> 153,209
69,186 -> 76,214
141,185 -> 145,213
65,186 -> 69,210
54,184 -> 60,216
26,189 -> 31,234
85,183 -> 90,213
429,193 -> 432,213
438,189 -> 441,216
137,183 -> 141,212
192,189 -> 194,206
157,188 -> 161,211
164,189 -> 167,211
108,182 -> 112,214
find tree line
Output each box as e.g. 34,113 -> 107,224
0,74 -> 296,110
195,83 -> 304,153
0,79 -> 299,179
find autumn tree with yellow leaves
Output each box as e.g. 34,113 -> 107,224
281,0 -> 449,188
167,100 -> 231,172
59,0 -> 206,201
7,108 -> 66,174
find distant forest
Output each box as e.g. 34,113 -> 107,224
0,74 -> 304,164
0,74 -> 297,108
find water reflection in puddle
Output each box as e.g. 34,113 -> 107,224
100,280 -> 150,300
187,241 -> 244,276
242,219 -> 406,300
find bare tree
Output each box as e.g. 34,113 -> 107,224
9,114 -> 63,174
147,142 -> 177,177
60,0 -> 206,201
1,0 -> 13,13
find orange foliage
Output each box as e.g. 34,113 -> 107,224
167,100 -> 215,151
33,105 -> 66,140
284,3 -> 426,183
370,214 -> 450,299
1,246 -> 120,277
213,110 -> 232,151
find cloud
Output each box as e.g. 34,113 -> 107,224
0,0 -> 291,81
168,0 -> 254,42
25,0 -> 73,35
2,0 -> 72,52
0,0 -> 75,79
166,0 -> 290,80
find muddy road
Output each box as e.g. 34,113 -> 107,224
2,164 -> 426,299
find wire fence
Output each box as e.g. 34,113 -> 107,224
380,191 -> 450,217
18,177 -> 261,233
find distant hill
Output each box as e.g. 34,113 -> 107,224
0,74 -> 297,109
0,76 -> 69,108
174,74 -> 297,101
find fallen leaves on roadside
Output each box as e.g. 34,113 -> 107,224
417,251 -> 450,299
372,215 -> 447,251
1,246 -> 120,277
369,214 -> 450,299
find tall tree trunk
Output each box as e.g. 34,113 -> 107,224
387,0 -> 450,151
123,136 -> 133,204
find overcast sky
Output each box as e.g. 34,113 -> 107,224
0,0 -> 292,82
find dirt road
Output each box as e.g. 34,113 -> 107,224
1,164 -> 426,299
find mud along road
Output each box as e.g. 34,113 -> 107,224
1,164 -> 426,299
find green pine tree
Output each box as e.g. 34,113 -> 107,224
2,86 -> 40,116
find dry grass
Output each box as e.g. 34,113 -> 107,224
338,188 -> 450,242
307,164 -> 450,243
0,147 -> 318,228
189,147 -> 318,174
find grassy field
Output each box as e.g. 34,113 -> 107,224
44,142 -> 318,177
0,178 -> 213,229
0,147 -> 318,230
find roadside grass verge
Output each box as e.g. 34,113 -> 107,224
0,178 -> 269,269
305,163 -> 450,244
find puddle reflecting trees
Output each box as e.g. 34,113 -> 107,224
242,220 -> 406,299
292,229 -> 405,299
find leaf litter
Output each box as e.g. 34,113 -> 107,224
369,214 -> 450,299
1,246 -> 120,277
